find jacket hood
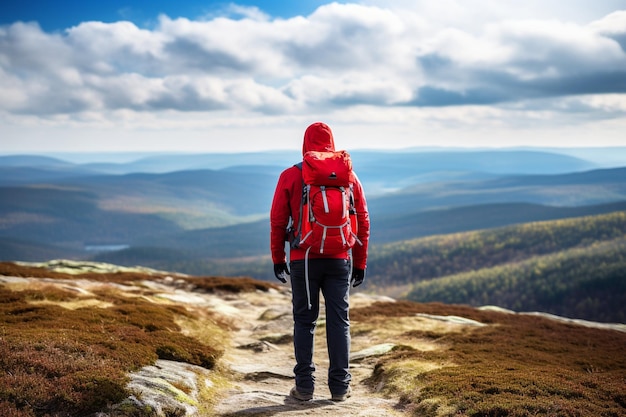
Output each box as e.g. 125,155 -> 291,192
302,122 -> 335,155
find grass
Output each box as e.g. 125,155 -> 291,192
352,301 -> 626,416
0,261 -> 276,417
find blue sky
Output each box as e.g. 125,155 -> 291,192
0,1 -> 336,31
1,1 -> 625,153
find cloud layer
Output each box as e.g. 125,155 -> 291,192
1,1 -> 625,151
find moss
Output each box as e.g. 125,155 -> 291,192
196,366 -> 232,416
141,376 -> 198,406
108,398 -> 156,417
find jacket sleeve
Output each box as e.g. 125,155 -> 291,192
270,169 -> 292,264
351,174 -> 370,270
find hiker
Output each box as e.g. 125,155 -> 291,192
270,122 -> 370,402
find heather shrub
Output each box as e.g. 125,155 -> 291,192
0,263 -> 228,416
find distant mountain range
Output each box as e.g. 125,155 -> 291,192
1,148 -> 625,274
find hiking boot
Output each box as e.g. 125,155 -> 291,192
289,386 -> 313,401
331,386 -> 352,402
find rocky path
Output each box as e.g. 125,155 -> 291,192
211,288 -> 407,416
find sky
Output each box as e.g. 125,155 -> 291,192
1,0 -> 625,154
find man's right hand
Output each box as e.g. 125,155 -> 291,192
273,263 -> 290,283
351,268 -> 365,287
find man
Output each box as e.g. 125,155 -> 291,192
270,122 -> 370,402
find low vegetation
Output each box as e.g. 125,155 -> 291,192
0,262 -> 276,417
351,301 -> 626,416
2,261 -> 625,416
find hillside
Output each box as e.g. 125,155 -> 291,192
0,168 -> 278,251
368,211 -> 626,284
407,237 -> 626,322
366,211 -> 626,323
1,260 -> 625,416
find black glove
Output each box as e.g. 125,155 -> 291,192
273,263 -> 290,283
351,268 -> 365,288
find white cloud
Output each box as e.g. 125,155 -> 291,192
202,3 -> 271,21
590,10 -> 626,34
0,1 -> 625,151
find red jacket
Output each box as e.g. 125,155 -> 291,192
270,122 -> 370,270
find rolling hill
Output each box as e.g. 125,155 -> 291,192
367,166 -> 626,217
366,210 -> 626,323
406,237 -> 626,323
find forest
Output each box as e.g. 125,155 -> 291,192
367,211 -> 626,285
366,211 -> 626,322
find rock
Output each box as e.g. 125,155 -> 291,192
229,363 -> 293,380
260,333 -> 293,345
244,370 -> 294,381
103,359 -> 212,417
521,312 -> 626,333
237,340 -> 281,352
18,259 -> 169,276
350,343 -> 396,362
478,305 -> 516,314
479,306 -> 626,333
259,307 -> 290,321
415,313 -> 487,327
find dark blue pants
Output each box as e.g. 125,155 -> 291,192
290,258 -> 351,396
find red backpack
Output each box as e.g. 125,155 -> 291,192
291,150 -> 361,255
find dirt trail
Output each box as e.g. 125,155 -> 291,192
211,287 -> 407,416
